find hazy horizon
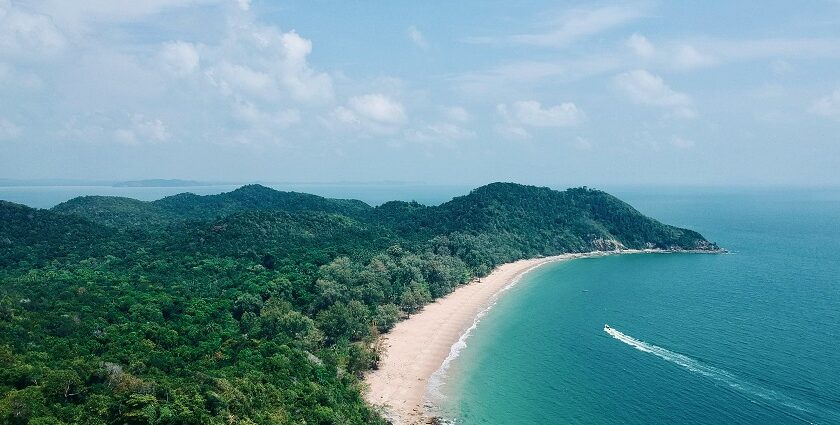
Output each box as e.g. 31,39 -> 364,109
3,177 -> 840,189
2,1 -> 840,186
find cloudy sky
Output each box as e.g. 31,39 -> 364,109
1,0 -> 839,186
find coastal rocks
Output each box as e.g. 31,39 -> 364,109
591,237 -> 626,251
693,239 -> 720,251
663,239 -> 722,252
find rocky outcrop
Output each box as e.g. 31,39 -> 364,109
591,237 -> 626,251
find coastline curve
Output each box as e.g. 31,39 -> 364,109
364,249 -> 686,424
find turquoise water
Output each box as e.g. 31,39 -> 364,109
437,189 -> 840,424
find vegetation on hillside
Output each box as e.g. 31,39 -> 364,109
0,183 -> 717,424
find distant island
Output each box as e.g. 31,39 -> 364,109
0,183 -> 719,424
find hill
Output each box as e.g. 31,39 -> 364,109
52,184 -> 372,228
0,201 -> 130,267
372,183 -> 714,270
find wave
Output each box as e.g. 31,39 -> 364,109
425,259 -> 566,419
604,325 -> 839,424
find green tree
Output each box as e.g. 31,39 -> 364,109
316,301 -> 371,343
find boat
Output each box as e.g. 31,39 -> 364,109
604,324 -> 612,331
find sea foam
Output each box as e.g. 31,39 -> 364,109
425,257 -> 575,419
605,326 -> 838,424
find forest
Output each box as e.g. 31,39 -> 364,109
0,183 -> 717,424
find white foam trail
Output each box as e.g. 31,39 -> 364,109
424,251 -> 667,420
604,325 -> 836,424
605,325 -> 739,381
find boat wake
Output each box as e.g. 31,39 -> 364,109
604,325 -> 838,424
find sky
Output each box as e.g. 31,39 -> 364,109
1,0 -> 839,187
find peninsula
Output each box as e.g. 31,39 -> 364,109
0,183 -> 718,424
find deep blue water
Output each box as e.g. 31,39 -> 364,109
436,188 -> 840,424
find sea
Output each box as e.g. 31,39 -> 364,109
432,187 -> 840,424
3,184 -> 839,424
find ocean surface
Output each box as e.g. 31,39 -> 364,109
433,188 -> 840,424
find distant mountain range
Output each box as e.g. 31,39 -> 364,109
0,178 -> 423,187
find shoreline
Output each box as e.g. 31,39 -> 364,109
364,249 -> 686,424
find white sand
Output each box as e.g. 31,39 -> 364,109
364,251 -> 640,424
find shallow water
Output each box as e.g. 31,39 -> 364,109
436,188 -> 840,424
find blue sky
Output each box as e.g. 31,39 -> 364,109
1,0 -> 839,186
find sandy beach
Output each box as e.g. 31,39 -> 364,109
364,251 -> 629,424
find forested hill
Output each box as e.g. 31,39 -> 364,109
0,183 -> 718,424
51,184 -> 371,228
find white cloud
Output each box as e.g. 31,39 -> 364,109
673,45 -> 717,69
328,94 -> 407,136
332,106 -> 359,125
235,0 -> 251,11
713,38 -> 840,62
574,136 -> 593,150
0,63 -> 43,89
0,1 -> 342,150
29,0 -> 223,31
498,100 -> 584,127
114,114 -> 171,145
159,41 -> 200,76
671,136 -> 695,149
55,115 -> 108,143
0,0 -> 66,55
442,106 -> 470,122
627,33 -> 655,58
652,38 -> 840,71
615,70 -> 697,118
226,100 -> 299,146
0,118 -> 21,140
204,25 -> 332,104
232,100 -> 300,128
665,107 -> 697,120
453,56 -> 622,97
468,5 -> 643,47
405,123 -> 475,144
348,94 -> 406,124
494,124 -> 530,140
811,89 -> 840,118
615,69 -> 692,108
407,25 -> 428,49
275,30 -> 334,103
495,100 -> 583,140
207,62 -> 274,97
